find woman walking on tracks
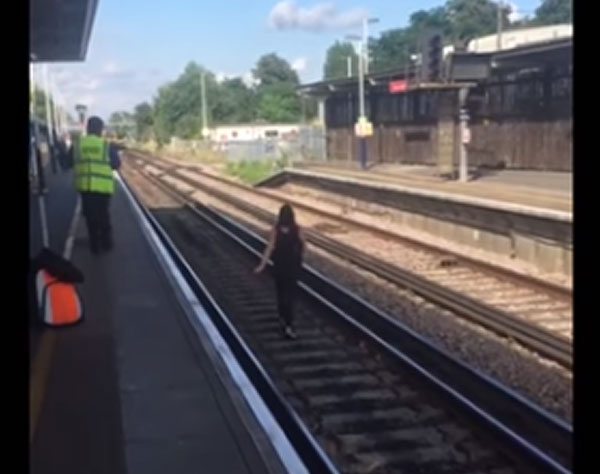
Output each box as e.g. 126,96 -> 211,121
255,204 -> 305,339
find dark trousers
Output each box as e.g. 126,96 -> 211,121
275,275 -> 297,327
35,148 -> 46,190
80,192 -> 112,251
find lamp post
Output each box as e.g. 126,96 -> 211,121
200,71 -> 209,139
458,88 -> 470,182
497,1 -> 504,51
345,17 -> 379,170
347,56 -> 352,161
42,64 -> 58,173
346,34 -> 367,169
362,17 -> 379,74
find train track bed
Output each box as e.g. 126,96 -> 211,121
268,182 -> 571,290
139,151 -> 570,290
127,153 -> 572,351
120,166 -> 571,474
122,160 -> 572,424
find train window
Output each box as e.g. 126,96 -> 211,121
265,130 -> 278,138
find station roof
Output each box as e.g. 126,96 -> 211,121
30,0 -> 100,62
300,37 -> 572,97
297,67 -> 468,97
491,38 -> 572,71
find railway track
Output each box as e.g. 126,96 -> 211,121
120,164 -> 572,474
125,151 -> 572,368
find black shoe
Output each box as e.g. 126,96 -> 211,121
101,239 -> 114,252
284,326 -> 297,340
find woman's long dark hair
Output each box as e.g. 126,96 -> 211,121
277,203 -> 298,236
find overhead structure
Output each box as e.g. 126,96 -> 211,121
30,0 -> 100,62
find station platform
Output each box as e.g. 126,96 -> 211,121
29,165 -> 78,364
292,161 -> 572,213
29,172 -> 287,474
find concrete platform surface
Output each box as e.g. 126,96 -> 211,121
30,182 -> 281,474
295,162 -> 572,213
290,164 -> 572,214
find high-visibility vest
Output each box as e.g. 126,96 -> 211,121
74,135 -> 114,194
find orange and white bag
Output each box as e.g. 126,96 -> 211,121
32,248 -> 85,327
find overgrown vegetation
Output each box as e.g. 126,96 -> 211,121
225,160 -> 281,185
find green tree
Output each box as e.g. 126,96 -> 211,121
253,53 -> 299,87
368,0 -> 517,73
133,102 -> 154,141
323,41 -> 359,79
256,82 -> 301,123
368,6 -> 452,73
370,28 -> 414,73
409,7 -> 452,39
152,62 -> 219,142
446,0 -> 510,42
108,111 -> 134,139
213,78 -> 256,124
253,54 -> 301,123
534,0 -> 572,25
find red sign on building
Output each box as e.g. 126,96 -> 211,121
389,80 -> 408,94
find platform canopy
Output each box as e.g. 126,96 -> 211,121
30,0 -> 99,62
491,38 -> 572,72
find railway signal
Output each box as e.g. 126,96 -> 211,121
422,31 -> 443,83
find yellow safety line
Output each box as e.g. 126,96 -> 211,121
29,331 -> 57,443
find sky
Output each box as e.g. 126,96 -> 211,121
35,0 -> 543,120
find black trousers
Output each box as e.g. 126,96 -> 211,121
80,192 -> 112,251
274,275 -> 297,327
35,147 -> 46,190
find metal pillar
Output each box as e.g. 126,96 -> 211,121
43,64 -> 58,174
347,56 -> 353,162
200,71 -> 208,138
497,1 -> 504,51
458,88 -> 469,182
358,40 -> 367,170
30,64 -> 50,247
317,98 -> 326,125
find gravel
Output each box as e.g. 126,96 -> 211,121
124,162 -> 573,423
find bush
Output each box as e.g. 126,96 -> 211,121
225,160 -> 277,184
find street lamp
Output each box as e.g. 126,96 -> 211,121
346,33 -> 369,169
363,17 -> 379,74
497,1 -> 504,51
200,71 -> 209,139
344,17 -> 379,169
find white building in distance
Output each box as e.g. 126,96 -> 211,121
209,123 -> 300,143
443,23 -> 572,57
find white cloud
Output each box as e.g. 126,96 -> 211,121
216,72 -> 234,83
507,2 -> 524,22
40,62 -> 166,120
268,1 -> 367,32
103,61 -> 120,75
82,79 -> 101,91
242,72 -> 260,87
291,57 -> 307,72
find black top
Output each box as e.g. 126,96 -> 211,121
272,225 -> 303,278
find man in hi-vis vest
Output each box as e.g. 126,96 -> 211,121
73,116 -> 121,254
